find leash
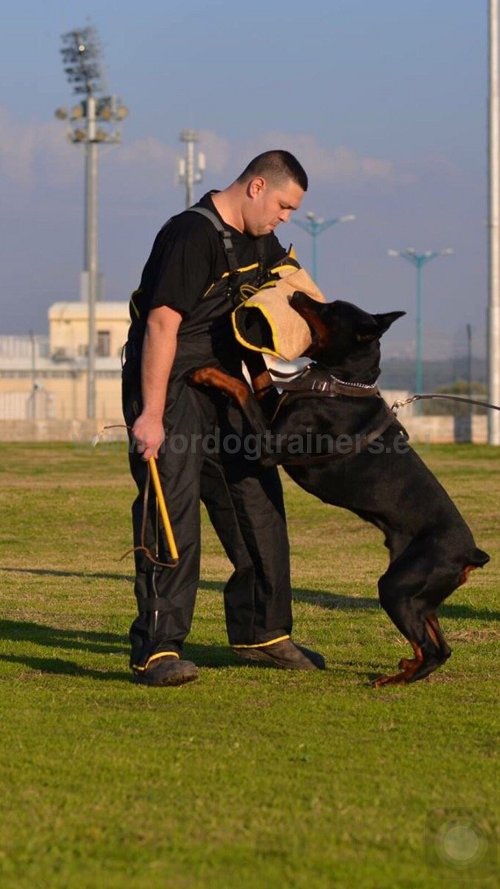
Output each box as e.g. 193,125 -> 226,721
263,368 -> 500,465
391,393 -> 500,415
93,424 -> 179,568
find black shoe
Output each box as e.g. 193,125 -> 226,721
232,639 -> 325,670
133,657 -> 198,686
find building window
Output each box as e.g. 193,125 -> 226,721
97,330 -> 111,357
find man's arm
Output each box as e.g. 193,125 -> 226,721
132,305 -> 182,461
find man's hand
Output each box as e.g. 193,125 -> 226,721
132,412 -> 165,461
133,305 -> 182,461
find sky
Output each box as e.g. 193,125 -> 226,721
0,0 -> 489,358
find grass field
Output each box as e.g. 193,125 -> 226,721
0,442 -> 498,889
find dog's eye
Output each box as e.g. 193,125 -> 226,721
355,333 -> 376,343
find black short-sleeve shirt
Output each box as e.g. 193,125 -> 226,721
140,192 -> 287,319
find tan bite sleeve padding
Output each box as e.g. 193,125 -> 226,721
232,268 -> 327,361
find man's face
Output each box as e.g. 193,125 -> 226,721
244,177 -> 304,237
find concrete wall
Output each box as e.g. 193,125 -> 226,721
397,415 -> 487,444
0,372 -> 122,422
0,415 -> 488,444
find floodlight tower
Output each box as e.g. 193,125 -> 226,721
55,26 -> 128,419
292,212 -> 355,283
178,130 -> 205,209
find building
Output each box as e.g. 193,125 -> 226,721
0,302 -> 130,421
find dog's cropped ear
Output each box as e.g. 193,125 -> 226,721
373,311 -> 406,335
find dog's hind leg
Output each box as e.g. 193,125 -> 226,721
373,537 -> 487,686
374,613 -> 452,686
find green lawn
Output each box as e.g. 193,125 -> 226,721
0,442 -> 498,889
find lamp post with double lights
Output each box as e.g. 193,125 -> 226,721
55,26 -> 128,419
388,248 -> 454,403
292,212 -> 355,283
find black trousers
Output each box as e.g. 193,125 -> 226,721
123,373 -> 293,667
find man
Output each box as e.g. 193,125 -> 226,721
122,150 -> 325,685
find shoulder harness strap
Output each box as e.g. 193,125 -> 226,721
186,206 -> 239,272
187,206 -> 267,281
255,235 -> 266,283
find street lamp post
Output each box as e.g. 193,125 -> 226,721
292,212 -> 355,283
177,130 -> 205,209
388,248 -> 453,399
56,26 -> 128,419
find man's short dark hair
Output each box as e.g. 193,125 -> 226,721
238,150 -> 308,192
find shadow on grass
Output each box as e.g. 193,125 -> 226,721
291,586 -> 500,622
0,619 -> 127,652
293,587 -> 378,611
0,618 -> 249,680
0,566 -> 135,583
0,653 -> 130,682
3,566 -> 498,622
0,619 -> 466,686
0,646 -> 376,682
0,619 -> 131,680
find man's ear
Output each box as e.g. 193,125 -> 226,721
248,176 -> 266,198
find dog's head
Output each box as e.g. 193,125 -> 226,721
290,292 -> 405,376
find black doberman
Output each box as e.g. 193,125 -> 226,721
192,294 -> 490,685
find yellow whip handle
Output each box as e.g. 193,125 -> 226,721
148,457 -> 179,564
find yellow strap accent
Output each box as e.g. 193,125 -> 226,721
148,458 -> 179,562
133,651 -> 181,671
232,635 -> 290,649
232,261 -> 260,274
268,262 -> 301,277
202,262 -> 260,298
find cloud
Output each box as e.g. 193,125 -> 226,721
0,105 -> 231,199
108,129 -> 231,189
113,136 -> 176,171
0,106 -> 82,188
197,130 -> 231,175
233,131 -> 416,186
0,105 -> 414,197
0,106 -> 41,187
